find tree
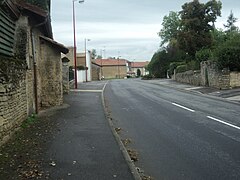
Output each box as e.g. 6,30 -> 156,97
178,0 -> 222,57
148,49 -> 171,78
91,49 -> 97,59
158,11 -> 181,46
96,55 -> 102,59
224,10 -> 238,32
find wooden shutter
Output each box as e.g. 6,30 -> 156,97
0,9 -> 16,56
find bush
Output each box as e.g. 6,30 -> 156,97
168,62 -> 185,76
176,65 -> 188,73
141,74 -> 154,80
187,60 -> 200,71
215,33 -> 240,71
195,48 -> 213,62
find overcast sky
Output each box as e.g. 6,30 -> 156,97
51,0 -> 240,61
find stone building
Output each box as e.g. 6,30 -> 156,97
130,61 -> 149,76
94,59 -> 130,79
0,0 -> 68,145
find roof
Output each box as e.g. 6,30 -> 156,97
16,0 -> 53,38
132,61 -> 149,68
95,59 -> 129,66
39,36 -> 69,54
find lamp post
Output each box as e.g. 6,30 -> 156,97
73,0 -> 84,89
84,38 -> 90,82
117,55 -> 121,79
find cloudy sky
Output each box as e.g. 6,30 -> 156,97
51,0 -> 240,61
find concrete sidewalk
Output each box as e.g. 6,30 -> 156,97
40,81 -> 135,179
145,79 -> 240,103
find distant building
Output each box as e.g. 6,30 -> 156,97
131,61 -> 149,76
94,59 -> 130,79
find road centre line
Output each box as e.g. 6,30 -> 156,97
172,103 -> 195,113
207,116 -> 240,130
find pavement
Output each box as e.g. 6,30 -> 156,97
39,81 -> 136,180
145,79 -> 240,103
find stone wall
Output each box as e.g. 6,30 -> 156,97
39,39 -> 63,107
91,64 -> 100,81
62,60 -> 70,94
102,66 -> 127,79
230,72 -> 240,88
0,57 -> 28,145
174,61 -> 238,89
175,70 -> 202,86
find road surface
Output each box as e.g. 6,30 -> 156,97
104,79 -> 240,180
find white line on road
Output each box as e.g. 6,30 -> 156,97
207,116 -> 240,130
172,103 -> 195,112
70,89 -> 102,93
102,81 -> 109,92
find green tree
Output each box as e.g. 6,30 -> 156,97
178,0 -> 222,57
158,11 -> 181,46
148,49 -> 171,78
91,49 -> 97,59
224,10 -> 238,32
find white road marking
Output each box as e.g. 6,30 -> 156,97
172,103 -> 195,112
102,81 -> 108,91
185,87 -> 203,90
207,116 -> 240,130
70,89 -> 102,93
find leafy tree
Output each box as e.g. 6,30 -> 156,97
211,28 -> 227,47
91,49 -> 97,59
178,0 -> 222,57
224,10 -> 238,32
158,11 -> 181,46
96,55 -> 102,59
148,50 -> 171,78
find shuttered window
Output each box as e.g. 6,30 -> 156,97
0,9 -> 16,57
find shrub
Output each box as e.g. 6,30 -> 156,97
215,33 -> 240,71
141,74 -> 154,80
187,60 -> 200,71
168,62 -> 185,75
176,65 -> 188,73
195,48 -> 213,62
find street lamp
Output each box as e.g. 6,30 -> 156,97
117,55 -> 121,79
84,38 -> 90,82
73,0 -> 84,89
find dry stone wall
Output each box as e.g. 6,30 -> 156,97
174,61 -> 238,89
0,57 -> 28,145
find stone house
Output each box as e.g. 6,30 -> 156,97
94,59 -> 130,79
130,61 -> 149,76
0,0 -> 68,145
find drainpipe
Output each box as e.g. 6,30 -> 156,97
31,17 -> 48,114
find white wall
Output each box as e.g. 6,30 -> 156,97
77,70 -> 86,83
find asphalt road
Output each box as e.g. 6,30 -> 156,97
104,79 -> 240,180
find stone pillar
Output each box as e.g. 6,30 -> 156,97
62,57 -> 70,94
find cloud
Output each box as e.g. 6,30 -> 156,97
51,0 -> 240,61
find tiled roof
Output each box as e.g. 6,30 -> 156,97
132,61 -> 149,68
95,59 -> 129,66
